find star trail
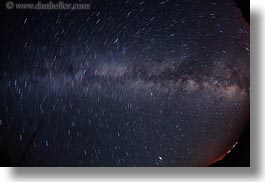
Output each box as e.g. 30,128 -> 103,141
0,0 -> 249,166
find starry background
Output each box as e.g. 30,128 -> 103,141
0,0 -> 249,166
210,0 -> 250,167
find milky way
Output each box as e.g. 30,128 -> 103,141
0,0 -> 249,166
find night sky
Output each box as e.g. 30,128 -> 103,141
0,0 -> 250,166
